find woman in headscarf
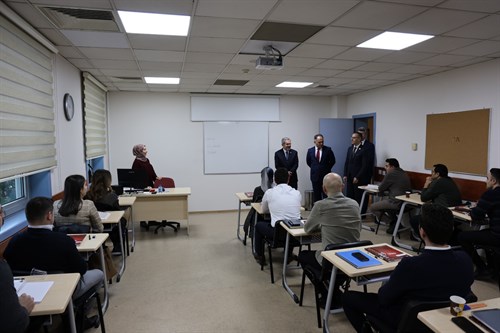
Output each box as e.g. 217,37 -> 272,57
132,144 -> 160,187
243,167 -> 274,240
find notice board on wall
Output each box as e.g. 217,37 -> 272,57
425,109 -> 490,176
203,122 -> 269,174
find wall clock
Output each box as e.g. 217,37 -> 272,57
63,93 -> 74,121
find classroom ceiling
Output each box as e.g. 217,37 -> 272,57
3,0 -> 500,96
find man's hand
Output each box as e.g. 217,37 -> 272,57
343,176 -> 347,182
19,294 -> 35,314
353,177 -> 359,184
423,176 -> 432,188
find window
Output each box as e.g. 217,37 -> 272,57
0,177 -> 28,218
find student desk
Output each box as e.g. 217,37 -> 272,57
357,185 -> 381,232
101,210 -> 126,281
280,221 -> 321,303
418,297 -> 500,333
321,243 -> 410,333
121,187 -> 191,235
22,273 -> 80,333
392,193 -> 424,250
118,196 -> 136,252
75,233 -> 109,312
235,192 -> 252,245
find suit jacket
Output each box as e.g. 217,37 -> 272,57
0,260 -> 30,333
4,228 -> 87,276
343,145 -> 371,184
378,167 -> 412,203
274,149 -> 299,184
420,177 -> 462,207
361,140 -> 375,180
306,146 -> 336,182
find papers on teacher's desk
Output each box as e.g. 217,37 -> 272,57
98,211 -> 110,220
14,278 -> 54,303
366,184 -> 379,190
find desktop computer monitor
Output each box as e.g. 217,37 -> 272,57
117,169 -> 150,189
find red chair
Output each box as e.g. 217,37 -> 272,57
148,178 -> 180,234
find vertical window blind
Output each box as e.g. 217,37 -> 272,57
0,14 -> 56,180
82,72 -> 107,159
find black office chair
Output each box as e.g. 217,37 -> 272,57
144,178 -> 181,234
298,240 -> 373,328
260,222 -> 301,284
375,206 -> 414,235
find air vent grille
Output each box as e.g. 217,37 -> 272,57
38,6 -> 119,31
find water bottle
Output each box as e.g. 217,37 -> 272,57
158,184 -> 164,193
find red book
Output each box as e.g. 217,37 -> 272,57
365,245 -> 410,262
69,234 -> 86,245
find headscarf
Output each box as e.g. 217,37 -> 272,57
132,144 -> 147,162
260,167 -> 274,192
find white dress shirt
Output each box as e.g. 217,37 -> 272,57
261,183 -> 302,227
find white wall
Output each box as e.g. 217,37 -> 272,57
51,54 -> 86,193
107,93 -> 333,212
343,59 -> 500,181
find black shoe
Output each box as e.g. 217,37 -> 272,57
361,321 -> 374,333
83,315 -> 100,330
253,254 -> 267,266
287,254 -> 298,265
319,290 -> 343,310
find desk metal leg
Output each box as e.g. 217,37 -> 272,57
99,245 -> 109,313
359,190 -> 375,231
67,300 -> 77,333
129,205 -> 135,252
323,266 -> 338,333
282,233 -> 300,303
116,221 -> 126,282
252,211 -> 258,256
391,202 -> 414,250
237,200 -> 245,244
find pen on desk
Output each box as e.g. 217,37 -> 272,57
88,234 -> 91,240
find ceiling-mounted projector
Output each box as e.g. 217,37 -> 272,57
256,45 -> 283,70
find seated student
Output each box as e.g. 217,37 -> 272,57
253,168 -> 302,265
342,203 -> 474,333
368,158 -> 411,234
4,197 -> 104,328
458,168 -> 500,280
410,164 -> 462,237
243,167 -> 274,239
53,174 -> 104,233
0,205 -> 35,333
85,169 -> 128,254
298,172 -> 361,308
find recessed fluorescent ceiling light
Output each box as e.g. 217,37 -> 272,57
145,77 -> 180,84
276,81 -> 313,88
357,31 -> 433,50
118,11 -> 190,36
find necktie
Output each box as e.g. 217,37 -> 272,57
285,150 -> 289,160
316,148 -> 320,162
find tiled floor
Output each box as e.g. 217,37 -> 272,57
80,210 -> 499,333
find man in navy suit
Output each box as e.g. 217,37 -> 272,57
357,127 -> 375,184
274,137 -> 299,189
306,134 -> 336,203
343,131 -> 371,209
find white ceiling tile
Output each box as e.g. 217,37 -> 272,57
354,62 -> 401,72
416,54 -> 474,66
335,70 -> 377,79
67,58 -> 93,68
288,43 -> 348,58
39,28 -> 72,46
57,46 -> 84,58
100,69 -> 141,76
223,64 -> 261,74
90,59 -> 138,69
268,0 -> 358,25
367,72 -> 411,80
334,48 -> 391,62
188,37 -> 246,53
5,2 -> 55,28
449,57 -> 495,68
185,52 -> 235,64
407,36 -> 480,53
190,17 -> 260,38
332,1 -> 427,30
308,27 -> 380,46
438,0 -> 500,13
138,61 -> 182,71
316,59 -> 365,70
388,64 -> 441,74
61,30 -> 129,48
448,40 -> 500,57
113,0 -> 193,14
240,40 -> 298,56
298,68 -> 343,77
393,8 -> 487,35
444,15 -> 500,39
283,57 -> 324,67
127,35 -> 187,51
182,63 -> 227,72
180,72 -> 219,79
195,0 -> 278,20
134,50 -> 185,62
78,47 -> 135,60
375,51 -> 435,64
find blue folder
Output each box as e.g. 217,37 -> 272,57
335,250 -> 382,269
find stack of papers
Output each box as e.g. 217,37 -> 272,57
366,184 -> 379,190
15,279 -> 54,303
98,211 -> 110,220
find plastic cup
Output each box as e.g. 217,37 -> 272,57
405,191 -> 411,198
450,295 -> 466,316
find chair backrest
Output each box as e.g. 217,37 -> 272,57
321,240 -> 374,281
154,177 -> 175,188
268,221 -> 289,248
396,299 -> 449,333
54,223 -> 91,234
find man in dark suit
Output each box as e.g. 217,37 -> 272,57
274,137 -> 299,189
343,131 -> 371,209
357,127 -> 375,184
343,204 -> 474,333
306,133 -> 336,203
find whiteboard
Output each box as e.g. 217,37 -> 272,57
204,122 -> 269,174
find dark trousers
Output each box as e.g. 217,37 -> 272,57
458,229 -> 500,271
312,180 -> 325,203
255,221 -> 275,257
342,291 -> 397,333
346,178 -> 368,215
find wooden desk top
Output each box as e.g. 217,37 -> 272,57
321,243 -> 412,278
235,192 -> 252,202
20,273 -> 80,316
358,185 -> 380,193
280,220 -> 320,237
74,233 -> 108,252
395,193 -> 424,205
418,297 -> 500,333
123,187 -> 191,197
118,196 -> 136,206
100,210 -> 124,224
